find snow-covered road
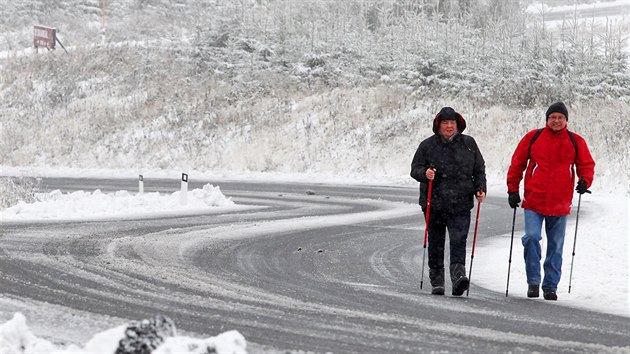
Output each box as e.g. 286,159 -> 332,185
1,177 -> 627,353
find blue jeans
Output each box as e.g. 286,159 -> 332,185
522,209 -> 567,291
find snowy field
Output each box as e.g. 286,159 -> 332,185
1,0 -> 628,353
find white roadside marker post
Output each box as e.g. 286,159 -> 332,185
180,173 -> 188,205
138,174 -> 144,195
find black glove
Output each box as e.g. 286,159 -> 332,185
508,192 -> 521,209
576,178 -> 591,194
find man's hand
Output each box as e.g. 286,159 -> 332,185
425,168 -> 436,181
508,192 -> 520,209
576,178 -> 591,194
476,191 -> 486,203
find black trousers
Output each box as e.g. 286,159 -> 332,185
424,209 -> 471,270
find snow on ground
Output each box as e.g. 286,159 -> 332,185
479,184 -> 629,318
1,1 -> 627,351
0,312 -> 247,354
0,180 -> 240,222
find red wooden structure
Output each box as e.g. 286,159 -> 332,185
33,25 -> 56,50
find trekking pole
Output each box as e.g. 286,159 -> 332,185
505,207 -> 517,297
419,179 -> 433,290
466,198 -> 482,296
568,187 -> 590,293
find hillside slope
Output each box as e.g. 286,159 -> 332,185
1,0 -> 628,191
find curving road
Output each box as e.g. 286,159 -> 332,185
537,2 -> 630,22
0,177 -> 628,353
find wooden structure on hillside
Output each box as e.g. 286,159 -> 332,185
33,25 -> 57,50
33,25 -> 68,53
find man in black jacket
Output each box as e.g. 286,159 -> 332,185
410,107 -> 487,296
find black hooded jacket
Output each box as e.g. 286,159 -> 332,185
410,111 -> 486,214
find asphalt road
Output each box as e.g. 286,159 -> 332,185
538,2 -> 630,21
0,177 -> 628,353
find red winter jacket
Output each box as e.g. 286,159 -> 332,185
507,126 -> 595,216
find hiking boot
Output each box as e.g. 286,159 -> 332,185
450,264 -> 469,296
543,288 -> 558,301
429,268 -> 445,295
527,284 -> 540,298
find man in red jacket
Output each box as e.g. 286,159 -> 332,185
507,102 -> 595,301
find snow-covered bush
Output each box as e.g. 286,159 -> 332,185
115,316 -> 176,354
0,177 -> 39,209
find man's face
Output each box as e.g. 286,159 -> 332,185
439,119 -> 457,139
547,112 -> 568,132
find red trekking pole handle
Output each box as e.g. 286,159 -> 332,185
423,180 -> 433,248
466,198 -> 482,296
471,199 -> 481,258
419,179 -> 433,290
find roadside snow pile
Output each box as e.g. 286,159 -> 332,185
0,313 -> 247,354
0,183 -> 235,221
